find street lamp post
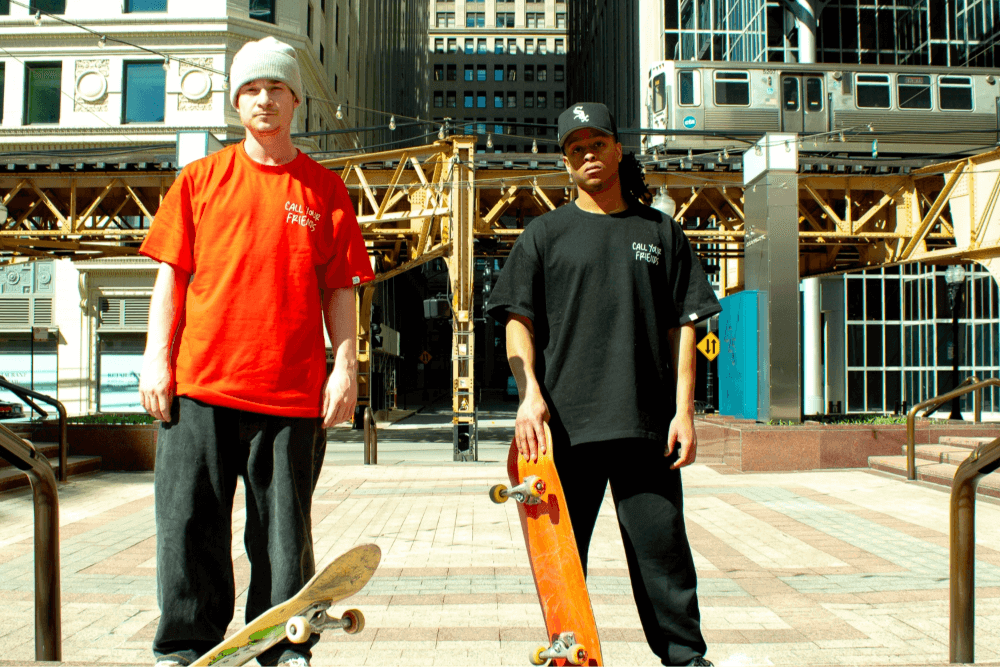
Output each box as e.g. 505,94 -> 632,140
945,265 -> 967,421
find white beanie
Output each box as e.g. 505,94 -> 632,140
229,37 -> 303,108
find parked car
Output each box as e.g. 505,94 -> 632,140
0,401 -> 25,420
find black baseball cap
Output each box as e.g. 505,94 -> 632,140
557,102 -> 618,147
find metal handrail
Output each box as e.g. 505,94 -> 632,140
906,377 -> 1000,481
0,377 -> 68,483
0,423 -> 62,662
950,436 -> 1000,664
363,407 -> 377,465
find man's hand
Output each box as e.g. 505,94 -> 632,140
515,390 -> 550,463
666,412 -> 698,469
322,366 -> 357,428
139,353 -> 174,422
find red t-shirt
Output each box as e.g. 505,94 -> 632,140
140,142 -> 374,417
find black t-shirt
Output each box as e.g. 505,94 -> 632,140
486,201 -> 722,446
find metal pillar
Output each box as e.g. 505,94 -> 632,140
803,278 -> 824,416
743,133 -> 801,423
448,137 -> 478,461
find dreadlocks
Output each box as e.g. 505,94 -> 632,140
619,152 -> 653,207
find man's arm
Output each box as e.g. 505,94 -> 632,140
320,286 -> 358,428
506,313 -> 550,462
139,263 -> 189,422
666,323 -> 698,468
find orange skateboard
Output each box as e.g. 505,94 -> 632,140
190,544 -> 381,666
489,425 -> 602,666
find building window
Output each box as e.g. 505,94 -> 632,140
507,91 -> 517,108
494,92 -> 503,108
525,12 -> 544,28
538,40 -> 547,55
0,64 -> 4,123
555,92 -> 565,109
466,11 -> 485,27
334,74 -> 338,92
556,12 -> 566,29
714,70 -> 750,106
537,92 -> 547,109
465,92 -> 474,108
494,65 -> 504,82
524,65 -> 534,82
434,65 -> 445,81
319,44 -> 324,64
24,62 -> 60,125
125,0 -> 167,10
435,38 -> 444,53
447,91 -> 457,108
465,65 -> 474,82
555,39 -> 565,54
856,73 -> 890,109
465,38 -> 474,54
525,92 -> 535,108
477,92 -> 486,108
477,38 -> 487,53
306,3 -> 313,39
507,64 -> 517,81
495,39 -> 504,54
123,61 -> 165,123
508,38 -> 517,54
0,1 -> 8,14
29,0 -> 64,12
525,38 -> 535,55
477,65 -> 486,81
249,0 -> 275,23
537,65 -> 547,82
434,91 -> 444,108
447,64 -> 457,81
448,38 -> 457,53
335,6 -> 340,44
555,65 -> 564,82
939,76 -> 974,111
496,12 -> 514,28
523,117 -> 534,135
436,12 -> 455,27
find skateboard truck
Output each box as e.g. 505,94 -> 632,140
285,605 -> 365,643
489,475 -> 546,505
530,631 -> 588,666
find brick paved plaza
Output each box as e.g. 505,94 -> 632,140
2,405 -> 1000,666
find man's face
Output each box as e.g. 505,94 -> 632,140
236,78 -> 299,137
561,128 -> 623,194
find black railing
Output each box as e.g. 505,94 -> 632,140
364,407 -> 378,465
0,377 -> 68,482
950,436 -> 1000,664
0,423 -> 62,661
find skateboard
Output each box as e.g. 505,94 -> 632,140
489,425 -> 602,666
190,543 -> 381,666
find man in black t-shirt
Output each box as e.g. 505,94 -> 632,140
486,103 -> 721,667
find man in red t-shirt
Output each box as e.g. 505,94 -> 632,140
139,37 -> 374,667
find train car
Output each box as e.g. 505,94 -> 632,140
643,60 -> 1000,158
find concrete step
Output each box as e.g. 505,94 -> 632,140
906,443 -> 978,466
868,454 -> 1000,499
938,435 -> 997,448
0,453 -> 102,493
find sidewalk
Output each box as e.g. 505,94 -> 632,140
2,405 -> 1000,666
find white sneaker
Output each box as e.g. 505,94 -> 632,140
154,661 -> 185,667
277,658 -> 309,667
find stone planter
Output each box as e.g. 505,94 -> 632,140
696,415 -> 999,472
34,421 -> 159,471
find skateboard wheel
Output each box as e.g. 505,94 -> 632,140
489,484 -> 509,504
567,644 -> 587,665
529,645 -> 548,665
341,608 -> 365,634
286,616 -> 312,644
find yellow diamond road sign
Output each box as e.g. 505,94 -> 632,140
697,332 -> 720,361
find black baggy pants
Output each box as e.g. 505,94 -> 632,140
152,397 -> 326,666
553,438 -> 707,667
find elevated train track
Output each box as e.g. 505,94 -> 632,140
3,137 -> 1000,444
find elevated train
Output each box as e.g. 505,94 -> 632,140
642,61 -> 1000,158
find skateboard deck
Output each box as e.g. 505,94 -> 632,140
190,543 -> 381,666
490,426 -> 602,666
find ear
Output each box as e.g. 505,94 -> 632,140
561,154 -> 571,173
616,142 -> 623,162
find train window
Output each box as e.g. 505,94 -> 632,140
652,73 -> 666,113
939,76 -> 974,111
678,70 -> 700,106
806,78 -> 823,112
714,71 -> 749,106
897,75 -> 931,110
783,78 -> 799,111
856,74 -> 890,109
